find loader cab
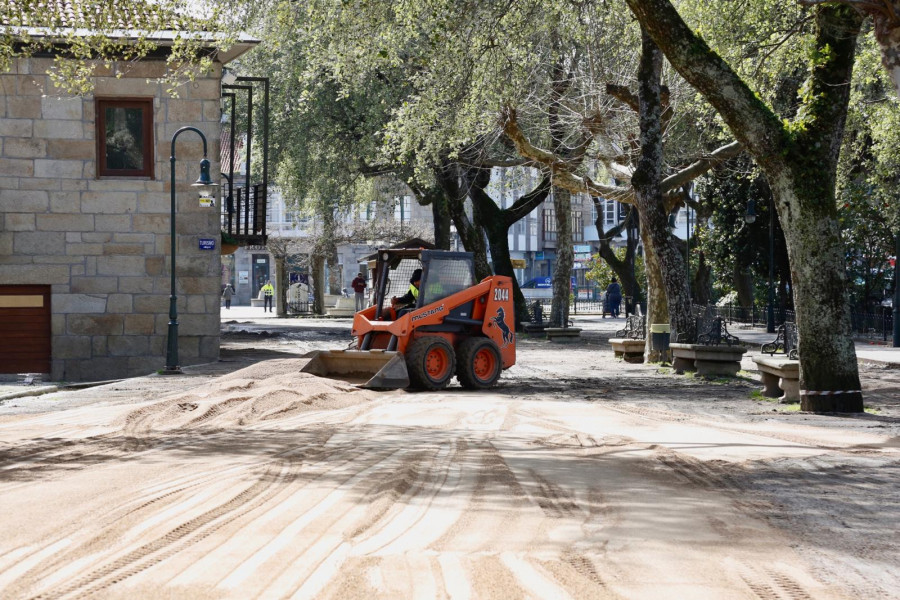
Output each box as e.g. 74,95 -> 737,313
336,247 -> 516,390
373,249 -> 475,318
417,252 -> 475,306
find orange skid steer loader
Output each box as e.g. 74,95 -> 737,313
302,249 -> 516,390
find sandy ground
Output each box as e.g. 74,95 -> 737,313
0,318 -> 898,599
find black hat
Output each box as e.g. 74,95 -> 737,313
410,268 -> 423,283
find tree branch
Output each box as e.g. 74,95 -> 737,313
505,175 -> 552,224
501,105 -> 632,202
661,141 -> 744,191
625,0 -> 787,163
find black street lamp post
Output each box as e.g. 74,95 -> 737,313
163,127 -> 216,374
745,198 -> 777,333
765,198 -> 776,334
893,232 -> 900,347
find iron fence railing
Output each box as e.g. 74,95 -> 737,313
286,300 -> 311,315
849,309 -> 894,340
222,183 -> 267,240
522,294 -> 895,340
701,303 -> 894,341
699,304 -> 794,328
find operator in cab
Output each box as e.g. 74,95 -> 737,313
391,268 -> 422,314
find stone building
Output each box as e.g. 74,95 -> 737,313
0,37 -> 259,381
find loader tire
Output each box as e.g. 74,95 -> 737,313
456,337 -> 502,389
407,336 -> 456,390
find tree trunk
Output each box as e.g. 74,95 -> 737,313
630,28 -> 694,342
550,188 -> 574,328
433,163 -> 492,280
431,192 -> 451,250
327,249 -> 341,296
451,207 -> 491,280
408,178 -> 452,250
642,237 -> 668,361
626,0 -> 864,410
734,266 -> 755,308
482,215 -> 529,327
693,251 -> 711,306
311,254 -> 326,315
773,170 -> 862,411
467,168 -> 552,328
275,255 -> 286,317
596,242 -> 641,301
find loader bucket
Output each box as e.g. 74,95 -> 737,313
301,350 -> 410,389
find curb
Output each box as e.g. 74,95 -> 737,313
0,386 -> 60,402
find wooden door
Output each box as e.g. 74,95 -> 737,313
0,285 -> 51,374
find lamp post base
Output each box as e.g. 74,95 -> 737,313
160,366 -> 183,375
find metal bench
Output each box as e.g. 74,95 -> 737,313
522,301 -> 547,333
615,315 -> 646,340
671,306 -> 746,376
761,322 -> 798,360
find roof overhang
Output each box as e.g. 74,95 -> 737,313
3,27 -> 260,64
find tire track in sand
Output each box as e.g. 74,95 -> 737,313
24,460 -> 293,600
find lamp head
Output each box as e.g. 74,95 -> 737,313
193,158 -> 217,188
744,199 -> 757,224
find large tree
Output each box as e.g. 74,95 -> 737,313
626,0 -> 865,411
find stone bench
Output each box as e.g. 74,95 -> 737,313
546,327 -> 582,343
670,343 -> 747,377
327,296 -> 358,317
752,356 -> 800,403
609,338 -> 645,363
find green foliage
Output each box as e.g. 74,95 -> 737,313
677,0 -> 810,114
835,32 -> 900,309
693,156 -> 787,303
585,247 -> 644,293
1,0 -> 226,95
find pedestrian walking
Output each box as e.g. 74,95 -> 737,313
222,283 -> 235,310
351,272 -> 367,311
261,280 -> 275,313
606,277 -> 622,318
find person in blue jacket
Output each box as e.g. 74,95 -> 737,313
606,277 -> 622,318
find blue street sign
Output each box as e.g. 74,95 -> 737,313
199,238 -> 216,250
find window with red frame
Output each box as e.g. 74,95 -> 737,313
96,99 -> 154,177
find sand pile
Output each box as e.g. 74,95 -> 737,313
119,359 -> 375,433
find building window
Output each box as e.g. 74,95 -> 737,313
542,209 -> 557,242
96,98 -> 154,177
572,212 -> 584,242
604,199 -> 617,226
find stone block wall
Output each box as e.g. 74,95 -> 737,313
0,57 -> 223,381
